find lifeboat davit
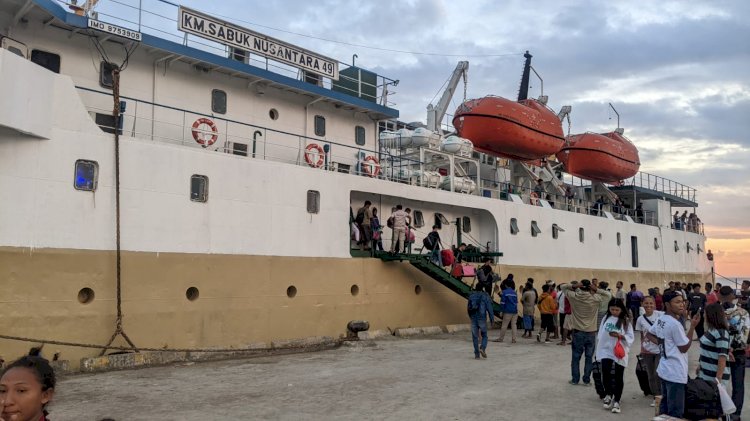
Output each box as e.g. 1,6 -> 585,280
452,96 -> 565,161
451,51 -> 565,161
556,130 -> 640,183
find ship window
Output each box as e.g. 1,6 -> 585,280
697,243 -> 702,253
74,160 -> 98,191
686,242 -> 693,253
94,113 -> 119,135
510,218 -> 519,235
314,115 -> 326,137
434,213 -> 449,229
190,175 -> 209,202
654,238 -> 660,250
30,50 -> 60,73
211,89 -> 227,114
674,241 -> 679,252
306,190 -> 320,214
232,142 -> 248,157
531,221 -> 541,237
552,224 -> 564,239
579,227 -> 584,243
413,210 -> 424,228
355,126 -> 366,146
631,236 -> 639,268
616,232 -> 621,246
99,61 -> 117,89
269,108 -> 279,120
462,216 -> 471,233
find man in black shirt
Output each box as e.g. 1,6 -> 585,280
687,283 -> 707,338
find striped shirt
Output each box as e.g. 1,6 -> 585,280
698,328 -> 730,383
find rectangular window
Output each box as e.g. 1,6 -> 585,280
462,216 -> 471,233
510,218 -> 519,235
94,113 -> 119,135
413,210 -> 424,228
434,213 -> 449,229
74,160 -> 98,191
231,47 -> 247,63
631,236 -> 639,267
232,143 -> 248,157
674,240 -> 679,252
314,115 -> 326,137
654,238 -> 660,250
355,126 -> 366,146
552,224 -> 564,239
616,232 -> 621,246
100,61 -> 116,89
31,50 -> 60,73
531,221 -> 541,237
579,227 -> 584,243
190,175 -> 209,202
306,190 -> 320,214
686,242 -> 693,252
212,89 -> 227,114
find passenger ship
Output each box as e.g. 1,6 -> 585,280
0,0 -> 711,368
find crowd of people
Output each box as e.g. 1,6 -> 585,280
468,277 -> 750,419
673,210 -> 703,233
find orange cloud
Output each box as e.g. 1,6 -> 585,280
706,234 -> 750,279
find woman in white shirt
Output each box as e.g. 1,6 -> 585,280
596,298 -> 635,414
635,296 -> 663,407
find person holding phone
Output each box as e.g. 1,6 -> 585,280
646,291 -> 701,418
687,283 -> 707,338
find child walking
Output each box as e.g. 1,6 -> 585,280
596,298 -> 634,414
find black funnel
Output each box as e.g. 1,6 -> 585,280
517,51 -> 532,101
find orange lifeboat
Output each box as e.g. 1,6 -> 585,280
451,51 -> 565,161
556,130 -> 640,183
453,96 -> 565,161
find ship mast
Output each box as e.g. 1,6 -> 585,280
517,51 -> 532,101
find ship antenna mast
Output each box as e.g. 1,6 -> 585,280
609,102 -> 624,134
517,51 -> 532,101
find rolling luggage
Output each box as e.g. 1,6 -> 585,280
635,355 -> 652,396
683,377 -> 722,421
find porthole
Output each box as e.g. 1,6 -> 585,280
414,285 -> 422,295
287,285 -> 297,298
77,287 -> 95,304
599,233 -> 603,240
186,287 -> 200,301
350,284 -> 359,296
269,108 -> 279,120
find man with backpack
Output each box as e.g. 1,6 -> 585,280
468,283 -> 495,359
423,225 -> 443,266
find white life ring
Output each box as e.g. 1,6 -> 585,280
362,156 -> 380,177
304,143 -> 325,168
191,118 -> 218,147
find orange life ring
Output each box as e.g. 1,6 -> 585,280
304,143 -> 325,168
362,156 -> 380,177
530,191 -> 539,205
191,118 -> 218,147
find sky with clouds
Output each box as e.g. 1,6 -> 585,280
115,0 -> 750,276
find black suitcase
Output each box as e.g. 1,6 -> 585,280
635,355 -> 653,396
592,360 -> 606,399
683,377 -> 722,421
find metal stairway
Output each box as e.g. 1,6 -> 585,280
375,251 -> 503,317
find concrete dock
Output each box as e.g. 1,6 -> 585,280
50,332 -> 746,420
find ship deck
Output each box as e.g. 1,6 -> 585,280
50,333 -> 735,420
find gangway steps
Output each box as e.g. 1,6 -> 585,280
375,251 -> 503,317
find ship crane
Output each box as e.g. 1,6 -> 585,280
426,61 -> 469,133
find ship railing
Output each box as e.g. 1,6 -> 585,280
78,87 -> 672,229
479,179 -> 658,226
622,171 -> 697,203
80,93 -> 422,182
65,0 -> 398,107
